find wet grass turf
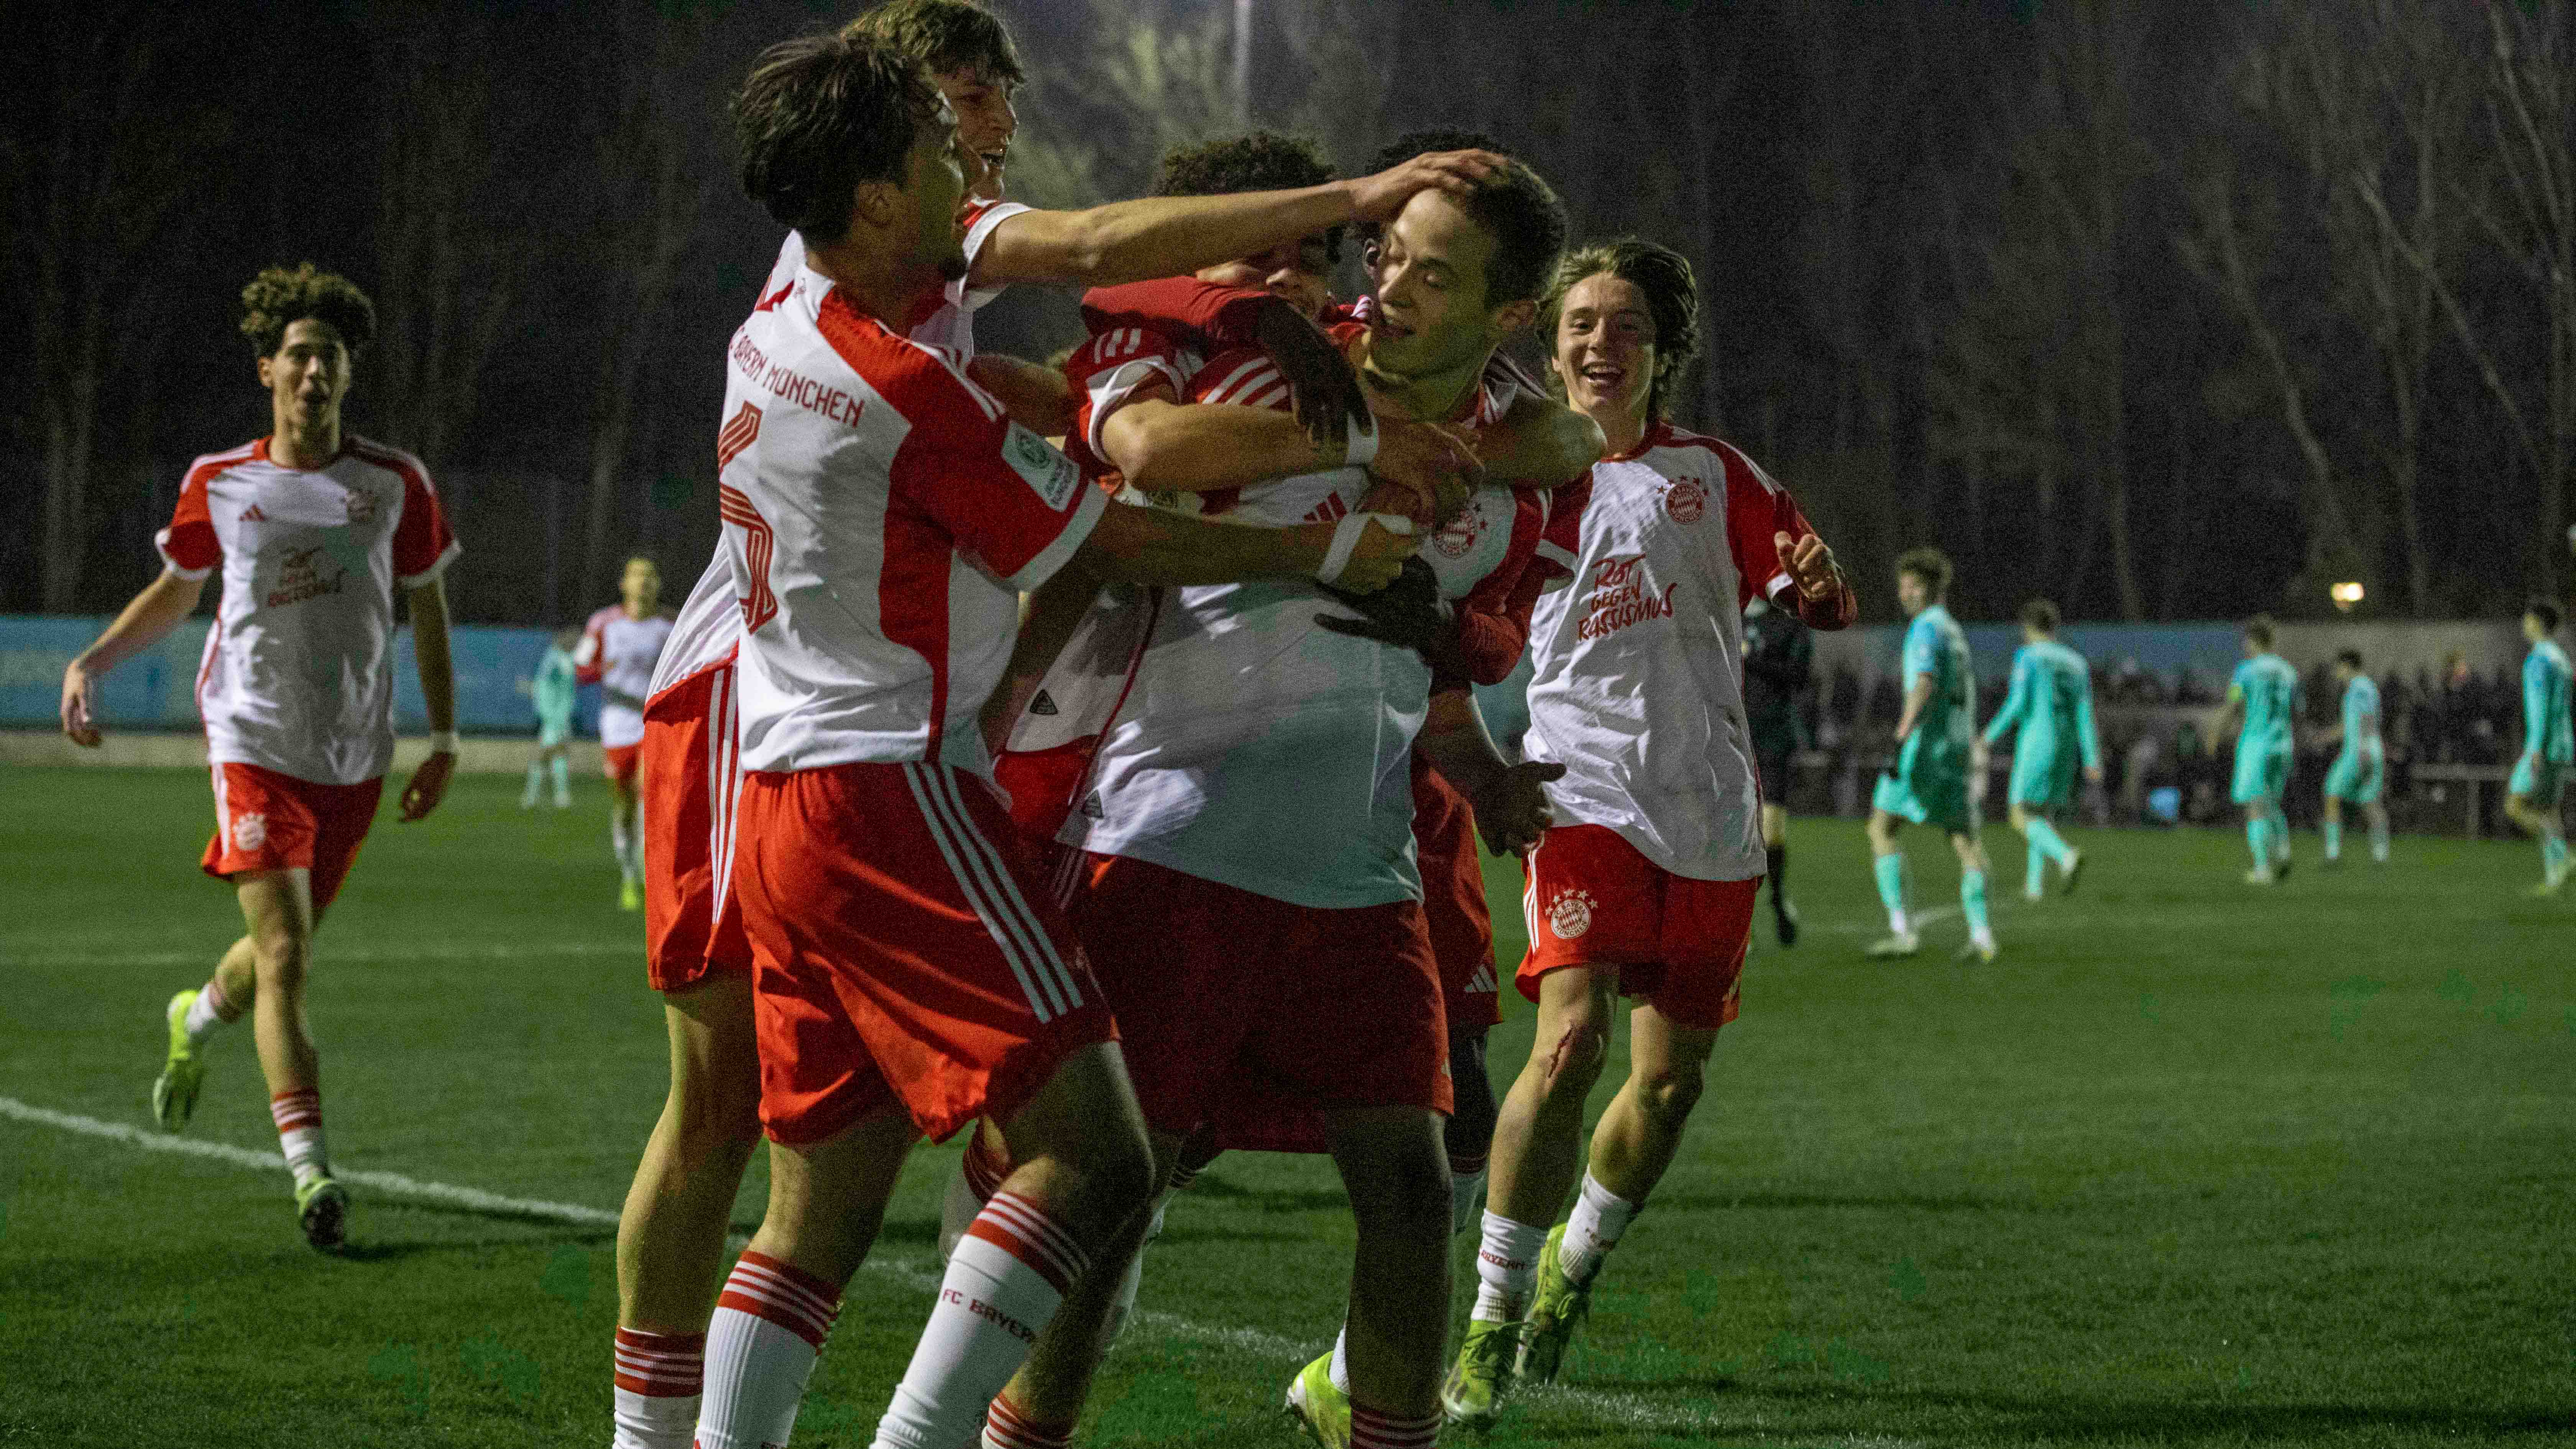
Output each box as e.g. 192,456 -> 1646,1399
0,764 -> 2569,1446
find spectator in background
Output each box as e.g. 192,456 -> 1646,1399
1740,595 -> 1812,944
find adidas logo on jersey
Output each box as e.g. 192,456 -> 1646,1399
239,504 -> 269,522
1547,888 -> 1596,941
1029,691 -> 1059,717
1079,791 -> 1104,819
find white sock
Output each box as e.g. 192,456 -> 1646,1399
872,1191 -> 1088,1449
1329,1321 -> 1350,1393
184,979 -> 232,1044
1559,1173 -> 1640,1287
611,810 -> 639,884
698,1251 -> 841,1449
270,1089 -> 327,1184
611,1327 -> 704,1449
1449,1167 -> 1488,1238
1470,1211 -> 1549,1322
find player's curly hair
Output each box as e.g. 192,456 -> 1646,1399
1538,238 -> 1700,421
735,31 -> 944,243
2020,598 -> 2061,634
1897,547 -> 1953,596
1155,131 -> 1342,261
2530,596 -> 2564,632
239,264 -> 375,359
841,0 -> 1024,87
2243,614 -> 2277,649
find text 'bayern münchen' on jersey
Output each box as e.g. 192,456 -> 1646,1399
1524,422 -> 1827,882
157,436 -> 458,785
717,259 -> 1104,777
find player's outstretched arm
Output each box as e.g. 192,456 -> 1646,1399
1102,387 -> 1469,509
1071,499 -> 1414,591
2076,672 -> 2105,776
1983,657 -> 2030,749
973,149 -> 1504,289
399,576 -> 458,822
59,569 -> 207,746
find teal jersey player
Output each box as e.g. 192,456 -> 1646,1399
2506,598 -> 2573,894
521,634 -> 580,810
1981,602 -> 2099,900
2319,652 -> 2388,866
1868,549 -> 1998,961
2221,618 -> 2299,882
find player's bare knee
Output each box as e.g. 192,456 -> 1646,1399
1348,1145 -> 1451,1244
1634,1063 -> 1705,1132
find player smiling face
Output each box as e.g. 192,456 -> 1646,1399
1551,272 -> 1656,431
259,318 -> 350,437
931,66 -> 1015,201
1368,190 -> 1531,375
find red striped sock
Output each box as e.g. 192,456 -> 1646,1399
700,1251 -> 842,1449
879,1190 -> 1091,1449
1350,1401 -> 1442,1449
610,1327 -> 703,1449
713,1249 -> 842,1349
269,1089 -> 326,1181
981,1390 -> 1075,1449
269,1088 -> 322,1133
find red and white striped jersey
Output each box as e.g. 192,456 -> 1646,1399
156,436 -> 458,785
651,205 -> 1033,710
717,257 -> 1104,775
1523,423 -> 1829,881
575,606 -> 673,749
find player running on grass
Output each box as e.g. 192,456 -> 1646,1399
58,263 -> 459,1251
2317,649 -> 2388,867
2216,615 -> 2299,884
521,628 -> 579,809
2504,598 -> 2572,895
1448,239 -> 1856,1429
627,31 -> 1437,1449
1980,599 -> 2101,900
1865,548 -> 1996,961
576,556 -> 672,909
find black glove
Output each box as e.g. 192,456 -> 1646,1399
1317,558 -> 1460,674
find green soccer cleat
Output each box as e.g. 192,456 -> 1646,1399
1957,938 -> 1999,964
619,878 -> 643,912
295,1176 -> 350,1252
1282,1351 -> 1351,1449
1865,931 -> 1921,958
152,991 -> 205,1132
1516,1223 -> 1594,1387
1442,1316 -> 1523,1429
2527,877 -> 2564,899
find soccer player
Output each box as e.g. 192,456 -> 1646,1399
1980,599 -> 2101,900
668,35 -> 1421,1449
58,263 -> 459,1251
522,627 -> 578,809
607,11 -> 1505,1445
2504,597 -> 2573,894
577,557 -> 673,910
1865,549 -> 1995,961
1740,594 -> 1812,942
2216,615 -> 2299,884
2317,649 -> 2389,867
1449,239 -> 1856,1427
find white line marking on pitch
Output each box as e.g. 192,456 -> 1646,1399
1,1094 -> 1893,1444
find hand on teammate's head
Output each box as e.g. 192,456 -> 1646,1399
1347,149 -> 1508,223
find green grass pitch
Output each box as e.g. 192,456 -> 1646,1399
1,764 -> 2569,1447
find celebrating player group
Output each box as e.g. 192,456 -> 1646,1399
46,2 -> 2569,1447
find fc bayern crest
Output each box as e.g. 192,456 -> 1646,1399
232,812 -> 268,851
1548,887 -> 1595,940
1664,476 -> 1708,524
1430,504 -> 1489,560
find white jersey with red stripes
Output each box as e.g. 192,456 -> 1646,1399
648,204 -> 1034,711
576,606 -> 673,749
155,435 -> 458,785
1523,422 -> 1826,881
717,257 -> 1104,775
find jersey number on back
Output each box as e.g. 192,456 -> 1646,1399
715,404 -> 777,632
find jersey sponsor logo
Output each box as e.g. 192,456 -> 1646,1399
230,812 -> 268,852
1576,553 -> 1676,641
1029,690 -> 1060,717
1664,475 -> 1708,524
264,544 -> 348,610
716,485 -> 779,632
1548,887 -> 1595,940
717,401 -> 762,471
1004,423 -> 1080,511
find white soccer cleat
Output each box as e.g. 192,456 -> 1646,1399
1865,932 -> 1921,958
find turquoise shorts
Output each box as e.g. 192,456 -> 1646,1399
2008,748 -> 2078,810
538,716 -> 573,749
2511,755 -> 2568,803
2322,750 -> 2382,804
1874,768 -> 1976,835
2231,743 -> 2290,806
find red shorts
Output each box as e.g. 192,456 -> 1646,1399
639,666 -> 752,994
603,743 -> 644,788
202,762 -> 384,914
1517,823 -> 1756,1031
733,760 -> 1116,1145
1413,762 -> 1501,1031
1074,853 -> 1450,1148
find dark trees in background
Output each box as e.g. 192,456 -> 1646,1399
2,0 -> 2570,625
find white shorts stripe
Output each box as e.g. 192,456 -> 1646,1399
922,766 -> 1081,1011
899,764 -> 1060,1023
909,764 -> 1065,1017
